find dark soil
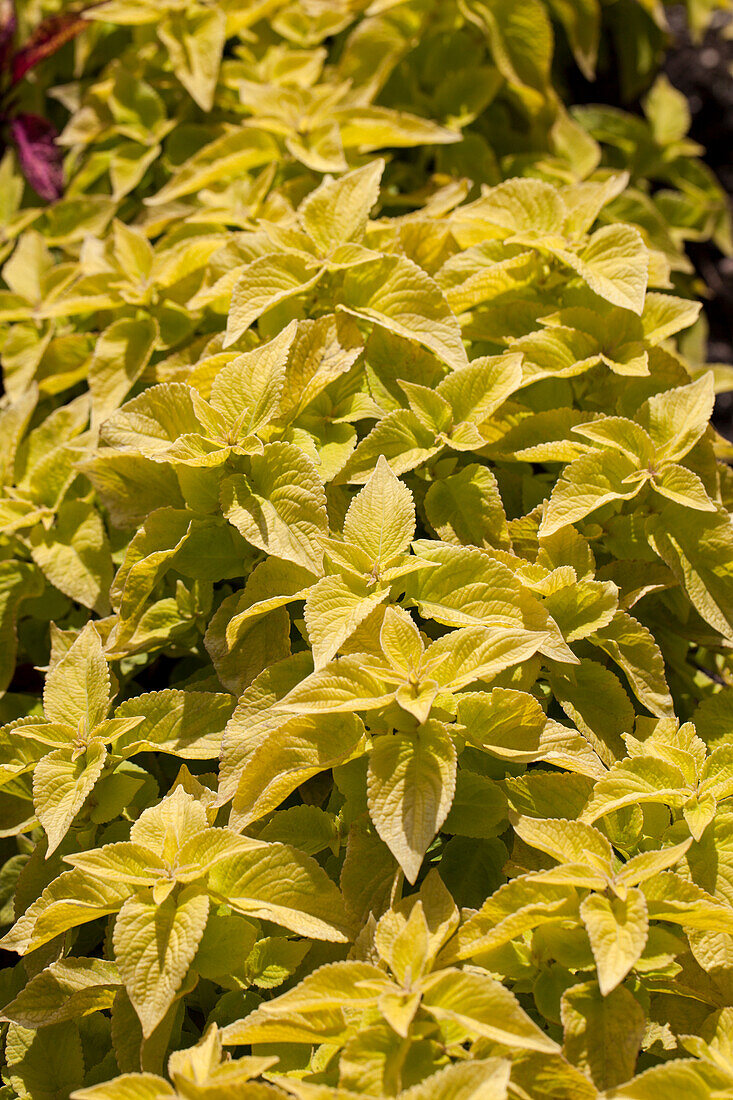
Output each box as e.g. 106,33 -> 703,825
664,6 -> 733,440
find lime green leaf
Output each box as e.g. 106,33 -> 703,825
460,1 -> 553,93
224,254 -> 323,348
208,844 -> 352,942
5,1020 -> 85,1100
29,499 -> 114,615
592,612 -> 673,718
513,815 -> 612,875
157,7 -> 226,112
221,442 -> 328,572
647,503 -> 733,640
146,129 -> 279,206
222,960 -> 384,1046
80,453 -> 184,528
652,463 -> 716,511
424,463 -> 511,549
113,691 -> 235,759
114,887 -> 209,1037
209,321 -> 297,438
1,868 -> 131,955
580,888 -> 648,995
0,560 -> 45,696
547,659 -> 632,765
339,408 -> 440,483
561,981 -> 645,1090
560,224 -> 649,314
643,873 -> 733,933
300,160 -> 384,254
72,1074 -> 175,1100
1,958 -> 120,1027
540,450 -> 639,538
603,1060 -> 725,1099
457,689 -> 546,762
343,455 -> 416,564
280,653 -> 392,714
304,574 -> 387,670
367,721 -> 457,883
421,968 -> 559,1052
64,842 -> 166,887
43,622 -> 111,732
89,317 -> 158,428
102,382 -> 216,456
33,741 -> 107,856
639,373 -> 715,463
581,757 -> 688,824
340,255 -> 468,371
438,876 -> 577,965
424,624 -> 548,692
230,712 -> 365,828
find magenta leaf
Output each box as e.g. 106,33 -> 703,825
10,112 -> 64,202
11,10 -> 87,85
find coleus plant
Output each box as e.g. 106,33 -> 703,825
0,0 -> 89,201
0,2 -> 733,1099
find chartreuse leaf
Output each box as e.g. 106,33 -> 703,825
112,690 -> 235,759
420,968 -> 558,1053
393,1058 -> 511,1099
157,6 -> 227,112
561,981 -> 645,1090
113,886 -> 210,1037
300,160 -> 384,254
5,1020 -> 85,1100
367,721 -> 457,883
343,455 -> 416,564
0,560 -> 45,695
208,321 -> 297,440
19,622 -> 139,854
438,876 -> 577,965
71,1021 -> 284,1098
540,449 -> 639,538
42,621 -> 111,733
207,842 -> 352,942
303,459 -> 417,668
638,373 -> 715,464
647,503 -> 733,640
605,1060 -> 732,1098
229,711 -> 365,829
424,464 -> 511,549
33,740 -> 107,856
304,574 -> 387,671
221,442 -> 328,572
0,868 -> 132,954
559,224 -> 649,314
225,255 -> 323,347
28,498 -> 115,615
89,316 -> 158,428
580,888 -> 648,994
74,1072 -> 175,1099
458,689 -> 547,762
0,958 -> 120,1027
340,254 -> 469,372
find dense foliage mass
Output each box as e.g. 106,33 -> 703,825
1,1 -> 733,1097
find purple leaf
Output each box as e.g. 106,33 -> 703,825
0,0 -> 16,76
10,112 -> 64,202
11,10 -> 87,85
